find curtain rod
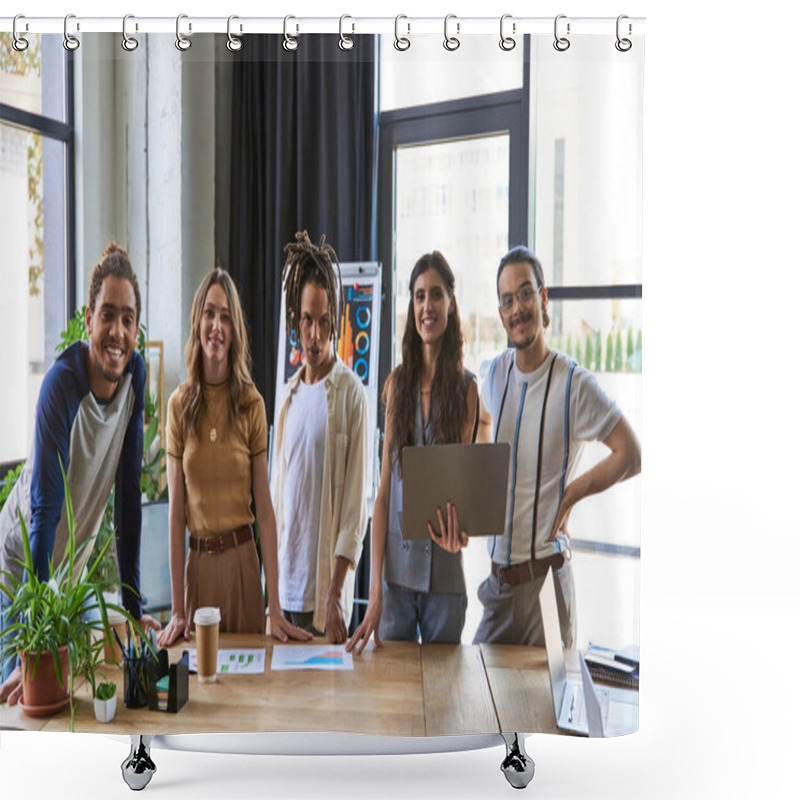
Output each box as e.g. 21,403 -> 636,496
1,16 -> 645,37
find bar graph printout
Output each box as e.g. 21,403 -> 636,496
187,649 -> 266,675
271,645 -> 354,671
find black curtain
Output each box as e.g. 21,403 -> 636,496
229,35 -> 376,417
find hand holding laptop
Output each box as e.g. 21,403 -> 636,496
428,501 -> 469,553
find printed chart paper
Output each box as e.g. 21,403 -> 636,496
187,649 -> 266,675
271,645 -> 354,671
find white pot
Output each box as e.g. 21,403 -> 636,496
93,694 -> 117,723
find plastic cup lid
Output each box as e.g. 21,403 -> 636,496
194,607 -> 221,625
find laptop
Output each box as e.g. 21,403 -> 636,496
401,443 -> 510,541
539,569 -> 639,737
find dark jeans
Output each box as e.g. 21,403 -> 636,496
283,610 -> 325,637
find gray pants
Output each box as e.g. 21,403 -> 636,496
473,561 -> 576,648
379,580 -> 467,643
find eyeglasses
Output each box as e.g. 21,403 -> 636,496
498,284 -> 539,315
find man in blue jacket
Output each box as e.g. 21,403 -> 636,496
0,242 -> 161,705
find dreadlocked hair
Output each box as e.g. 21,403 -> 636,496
181,268 -> 254,438
281,230 -> 344,350
385,251 -> 467,478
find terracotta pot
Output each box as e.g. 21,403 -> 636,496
19,645 -> 70,711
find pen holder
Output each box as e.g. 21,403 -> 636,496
146,648 -> 189,713
123,654 -> 150,709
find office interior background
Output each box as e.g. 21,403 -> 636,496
0,29 -> 642,653
1,1 -> 799,800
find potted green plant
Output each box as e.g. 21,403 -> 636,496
0,460 -> 147,731
93,680 -> 117,723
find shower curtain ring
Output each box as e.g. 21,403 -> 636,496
615,15 -> 632,52
121,14 -> 139,51
227,15 -> 242,51
176,14 -> 192,51
394,15 -> 411,51
283,15 -> 298,51
12,15 -> 29,52
443,14 -> 460,51
553,14 -> 570,51
499,14 -> 516,51
64,14 -> 80,51
339,14 -> 355,50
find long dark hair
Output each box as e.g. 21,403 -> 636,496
385,251 -> 467,475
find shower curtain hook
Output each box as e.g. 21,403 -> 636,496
339,15 -> 355,51
226,15 -> 242,51
176,14 -> 192,51
283,15 -> 298,51
12,15 -> 29,52
394,15 -> 411,51
499,14 -> 516,51
553,14 -> 570,51
121,14 -> 139,51
443,14 -> 460,51
63,14 -> 80,51
615,15 -> 632,52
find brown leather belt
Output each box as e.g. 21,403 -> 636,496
491,553 -> 566,587
189,526 -> 253,555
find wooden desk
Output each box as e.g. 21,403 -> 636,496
480,644 -> 560,735
1,636 -> 558,737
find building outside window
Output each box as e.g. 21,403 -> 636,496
0,35 -> 75,470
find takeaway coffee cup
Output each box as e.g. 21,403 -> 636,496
194,607 -> 221,683
103,608 -> 128,666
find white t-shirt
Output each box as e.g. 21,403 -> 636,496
278,378 -> 328,613
481,350 -> 621,565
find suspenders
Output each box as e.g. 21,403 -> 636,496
490,353 -> 577,566
529,357 -> 557,561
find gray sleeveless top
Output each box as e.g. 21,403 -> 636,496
383,369 -> 475,594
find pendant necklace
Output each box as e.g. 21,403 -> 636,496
209,397 -> 217,442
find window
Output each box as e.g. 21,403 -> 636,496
377,34 -> 643,649
0,35 -> 75,467
379,37 -> 529,641
378,39 -> 529,394
532,37 -> 643,649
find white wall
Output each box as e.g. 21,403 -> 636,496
77,34 -> 217,402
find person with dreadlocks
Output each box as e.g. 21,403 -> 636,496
346,251 -> 480,654
158,268 -> 311,647
272,231 -> 369,643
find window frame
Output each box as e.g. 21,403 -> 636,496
377,39 -> 530,397
0,44 -> 76,474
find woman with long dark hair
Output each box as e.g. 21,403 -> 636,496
347,252 -> 479,652
158,268 -> 311,646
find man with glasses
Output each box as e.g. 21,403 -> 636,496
431,246 -> 640,647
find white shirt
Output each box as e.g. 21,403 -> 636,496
481,350 -> 622,565
278,378 -> 327,613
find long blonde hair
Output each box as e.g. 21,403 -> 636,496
181,268 -> 253,437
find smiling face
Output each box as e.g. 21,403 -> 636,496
299,281 -> 334,382
497,260 -> 548,352
412,267 -> 452,346
84,275 -> 138,399
200,282 -> 233,377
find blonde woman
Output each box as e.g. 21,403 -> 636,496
158,269 -> 311,646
